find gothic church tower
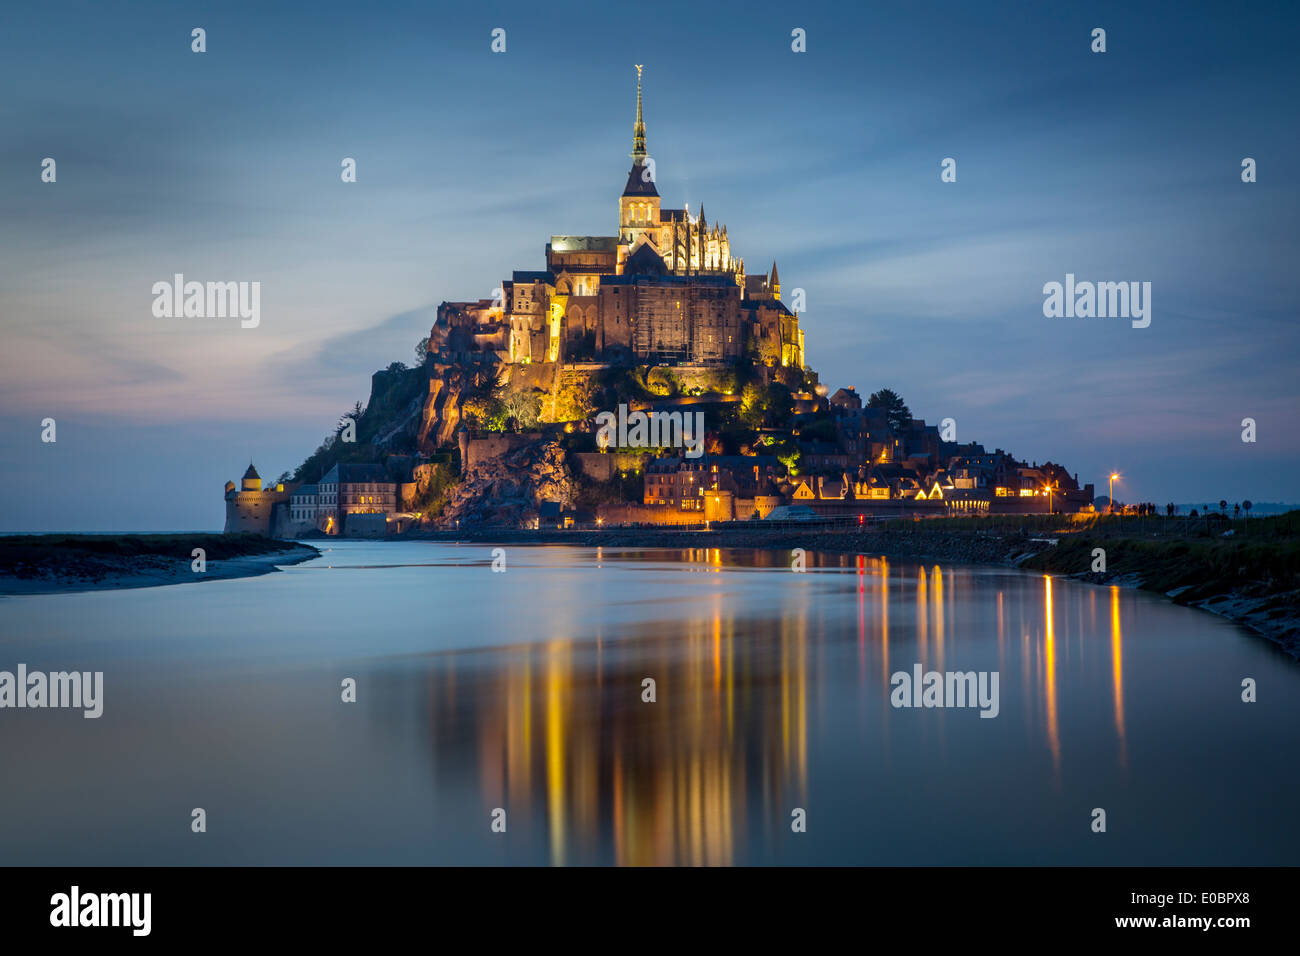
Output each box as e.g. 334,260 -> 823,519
619,65 -> 660,250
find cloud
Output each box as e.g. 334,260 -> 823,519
263,304 -> 435,387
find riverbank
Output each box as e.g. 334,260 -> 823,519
0,534 -> 320,595
1020,532 -> 1300,657
404,518 -> 1300,656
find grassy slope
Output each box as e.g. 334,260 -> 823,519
1022,533 -> 1300,600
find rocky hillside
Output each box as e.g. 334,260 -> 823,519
440,437 -> 579,529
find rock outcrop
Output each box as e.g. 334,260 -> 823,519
440,437 -> 579,528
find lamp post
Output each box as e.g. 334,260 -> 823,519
1108,473 -> 1120,515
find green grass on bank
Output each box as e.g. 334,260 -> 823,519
1021,533 -> 1300,600
883,511 -> 1299,538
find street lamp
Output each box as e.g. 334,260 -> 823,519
1108,473 -> 1120,515
1043,484 -> 1054,515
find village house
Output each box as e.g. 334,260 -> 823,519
318,463 -> 398,535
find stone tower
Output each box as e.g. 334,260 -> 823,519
224,461 -> 291,534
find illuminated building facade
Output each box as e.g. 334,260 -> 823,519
430,66 -> 805,370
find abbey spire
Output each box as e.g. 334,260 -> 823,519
622,66 -> 658,199
631,64 -> 647,164
620,65 -> 660,245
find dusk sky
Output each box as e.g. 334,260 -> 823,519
2,0 -> 1296,531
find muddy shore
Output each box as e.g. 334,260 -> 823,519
0,535 -> 320,596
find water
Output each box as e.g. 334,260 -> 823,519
0,540 -> 1296,866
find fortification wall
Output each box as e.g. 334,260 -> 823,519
224,493 -> 277,534
596,504 -> 705,527
463,433 -> 543,471
342,513 -> 389,538
572,450 -> 651,482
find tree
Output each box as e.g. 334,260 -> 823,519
737,383 -> 794,430
461,394 -> 508,433
501,388 -> 541,431
867,388 -> 912,433
776,445 -> 801,475
1219,499 -> 1228,515
387,361 -> 407,374
1243,500 -> 1253,521
763,383 -> 795,429
739,383 -> 767,429
415,336 -> 430,365
554,380 -> 595,423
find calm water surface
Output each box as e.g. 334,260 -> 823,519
1,540 -> 1296,865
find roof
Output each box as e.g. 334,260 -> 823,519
741,297 -> 795,317
622,242 -> 668,275
622,161 -> 659,197
829,388 -> 862,408
243,463 -> 260,480
293,484 -> 318,496
800,441 -> 844,455
550,236 -> 618,252
764,505 -> 822,521
602,272 -> 737,288
512,270 -> 553,284
320,463 -> 389,485
647,454 -> 780,472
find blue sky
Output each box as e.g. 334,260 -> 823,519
1,0 -> 1297,530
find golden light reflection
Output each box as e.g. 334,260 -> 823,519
932,565 -> 944,672
857,556 -> 868,685
916,565 -> 928,663
1111,585 -> 1127,767
1043,575 -> 1060,773
429,556 -> 1145,865
545,640 -> 569,866
881,557 -> 890,682
460,594 -> 808,866
996,591 -> 1005,659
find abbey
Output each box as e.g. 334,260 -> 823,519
430,66 -> 805,370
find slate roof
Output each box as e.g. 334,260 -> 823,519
319,464 -> 390,485
622,242 -> 668,275
622,161 -> 659,197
